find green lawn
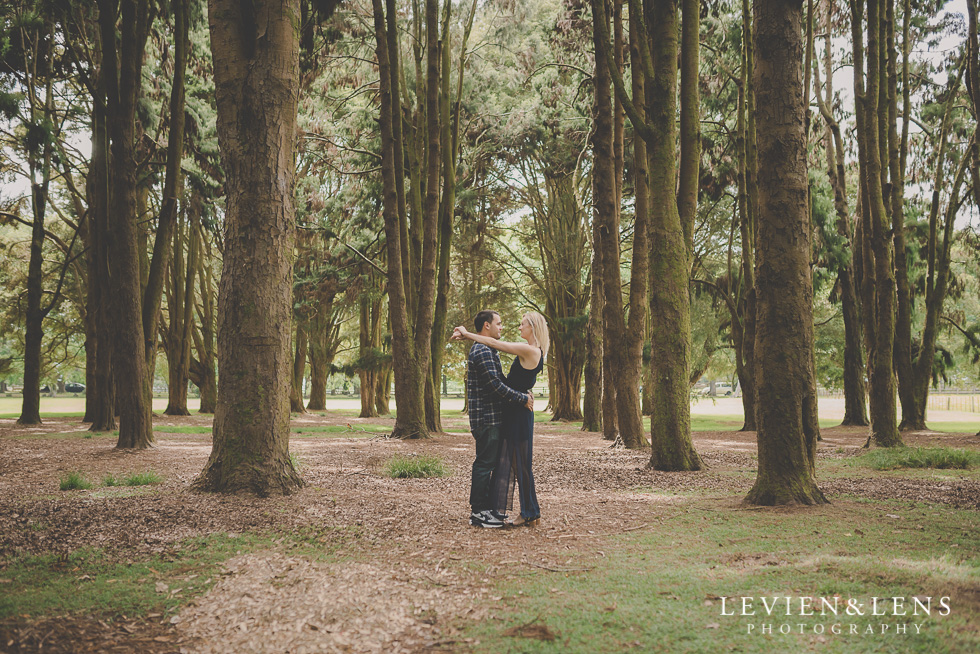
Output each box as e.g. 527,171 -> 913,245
468,495 -> 980,653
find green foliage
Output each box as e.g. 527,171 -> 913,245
383,454 -> 448,479
850,447 -> 980,471
123,471 -> 164,486
58,471 -> 92,491
102,474 -> 119,487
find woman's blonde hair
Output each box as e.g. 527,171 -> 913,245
523,311 -> 550,360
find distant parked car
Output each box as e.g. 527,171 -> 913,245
698,382 -> 734,396
65,382 -> 85,393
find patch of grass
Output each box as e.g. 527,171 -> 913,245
290,453 -> 303,471
102,474 -> 120,487
153,425 -> 212,434
849,447 -> 980,471
59,471 -> 92,491
689,414 -> 840,431
0,411 -> 86,419
0,526 -> 368,623
923,421 -> 980,434
468,498 -> 980,653
290,423 -> 389,436
383,454 -> 448,479
123,471 -> 163,486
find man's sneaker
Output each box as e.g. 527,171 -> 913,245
490,510 -> 508,522
470,510 -> 504,528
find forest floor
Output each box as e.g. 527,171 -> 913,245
1,407 -> 979,653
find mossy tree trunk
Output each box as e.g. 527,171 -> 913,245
371,0 -> 441,439
744,0 -> 828,505
851,0 -> 902,447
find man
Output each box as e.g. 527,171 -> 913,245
463,310 -> 533,528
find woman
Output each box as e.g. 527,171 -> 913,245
454,312 -> 549,526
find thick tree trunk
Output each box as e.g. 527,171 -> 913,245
582,260 -> 602,431
744,0 -> 828,505
550,334 -> 585,421
194,0 -> 303,494
98,0 -> 154,449
645,0 -> 701,469
85,94 -> 116,431
307,304 -> 339,412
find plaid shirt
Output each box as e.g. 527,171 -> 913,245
467,342 -> 529,430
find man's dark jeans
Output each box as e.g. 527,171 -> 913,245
469,424 -> 502,512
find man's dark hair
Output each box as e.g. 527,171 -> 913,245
474,310 -> 499,333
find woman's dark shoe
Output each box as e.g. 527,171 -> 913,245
506,515 -> 540,527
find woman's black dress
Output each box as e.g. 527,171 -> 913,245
491,350 -> 543,520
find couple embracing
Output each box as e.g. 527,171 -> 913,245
453,310 -> 549,529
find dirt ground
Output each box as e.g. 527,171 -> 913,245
1,411 -> 979,653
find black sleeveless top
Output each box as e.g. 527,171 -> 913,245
505,349 -> 543,393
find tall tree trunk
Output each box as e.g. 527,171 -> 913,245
143,0 -> 189,417
194,0 -> 304,494
358,294 -> 380,418
18,20 -> 56,427
372,0 -> 441,439
85,82 -> 116,431
98,0 -> 154,449
646,0 -> 702,468
593,0 -> 644,449
290,322 -> 309,413
190,233 -> 217,414
738,0 -> 759,431
550,333 -> 585,421
582,261 -> 603,432
164,203 -> 199,416
854,0 -> 902,447
745,0 -> 828,505
814,6 -> 868,426
307,299 -> 339,411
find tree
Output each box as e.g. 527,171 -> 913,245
812,0 -> 868,426
370,0 -> 442,439
744,0 -> 827,505
96,0 -> 154,449
850,0 -> 902,447
194,0 -> 306,494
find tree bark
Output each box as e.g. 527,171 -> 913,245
194,0 -> 304,494
646,0 -> 701,468
582,258 -> 603,432
190,232 -> 217,414
18,110 -> 52,425
814,8 -> 868,426
290,322 -> 309,413
143,0 -> 189,416
98,0 -> 154,449
164,200 -> 199,416
855,0 -> 902,447
84,77 -> 116,431
744,0 -> 828,505
372,0 -> 441,439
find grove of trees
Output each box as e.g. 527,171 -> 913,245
4,0 -> 980,504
